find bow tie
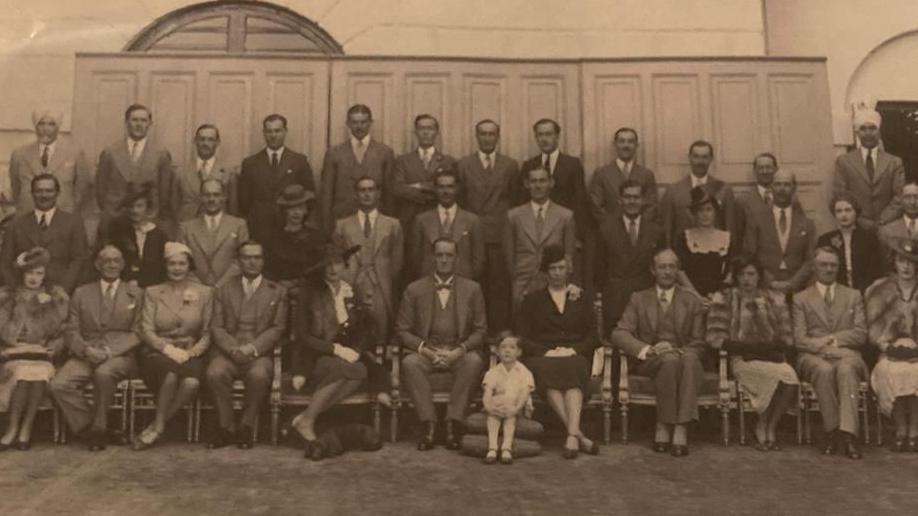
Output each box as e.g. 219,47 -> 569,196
435,282 -> 453,292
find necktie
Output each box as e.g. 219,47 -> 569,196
422,149 -> 432,169
354,140 -> 367,164
207,216 -> 216,233
363,213 -> 371,238
38,213 -> 47,229
764,189 -> 774,207
779,208 -> 788,235
659,291 -> 670,312
130,141 -> 140,163
628,218 -> 638,245
105,283 -> 114,300
622,161 -> 631,179
101,283 -> 115,323
271,151 -> 279,167
535,206 -> 545,240
824,286 -> 833,307
542,155 -> 551,175
484,154 -> 492,171
865,150 -> 875,182
244,280 -> 254,300
910,218 -> 916,237
41,146 -> 49,168
440,210 -> 452,235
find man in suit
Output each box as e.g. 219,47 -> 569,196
456,119 -> 520,335
411,170 -> 484,280
335,176 -> 404,344
505,166 -> 576,313
239,114 -> 315,242
734,153 -> 802,252
175,124 -> 238,222
393,114 -> 457,233
0,174 -> 89,292
207,241 -> 288,449
879,181 -> 918,255
396,237 -> 486,451
9,108 -> 90,215
95,104 -> 175,239
816,191 -> 885,292
793,246 -> 867,460
319,105 -> 395,231
591,179 -> 665,329
178,179 -> 249,287
659,140 -> 736,245
612,248 -> 706,457
588,127 -> 658,224
742,169 -> 815,294
833,108 -> 905,228
50,245 -> 141,451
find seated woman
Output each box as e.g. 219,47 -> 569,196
516,244 -> 599,459
674,186 -> 732,301
105,181 -> 167,288
707,256 -> 798,450
0,247 -> 69,450
816,191 -> 884,293
866,237 -> 918,452
289,241 -> 390,460
134,242 -> 213,450
263,184 -> 327,288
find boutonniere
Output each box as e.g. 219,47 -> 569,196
182,289 -> 198,306
800,230 -> 807,236
566,284 -> 582,301
831,235 -> 843,249
127,302 -> 136,310
230,232 -> 237,238
37,293 -> 51,304
285,168 -> 293,175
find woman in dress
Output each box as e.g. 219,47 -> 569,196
0,247 -> 69,450
262,184 -> 327,287
675,186 -> 732,300
289,241 -> 388,460
516,244 -> 599,459
133,242 -> 213,450
707,255 -> 798,450
105,181 -> 167,288
866,237 -> 918,451
816,191 -> 884,293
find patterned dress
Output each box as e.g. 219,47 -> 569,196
865,277 -> 918,417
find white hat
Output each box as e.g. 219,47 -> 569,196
31,107 -> 64,127
853,108 -> 881,128
163,241 -> 193,261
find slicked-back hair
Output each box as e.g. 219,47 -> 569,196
263,113 -> 288,129
124,103 -> 152,121
532,118 -> 561,134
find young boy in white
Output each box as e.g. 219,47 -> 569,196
482,336 -> 534,464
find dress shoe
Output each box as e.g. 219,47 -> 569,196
908,438 -> 918,453
303,439 -> 319,459
891,437 -> 907,453
652,441 -> 670,453
0,442 -> 9,452
206,427 -> 233,449
87,431 -> 107,452
499,449 -> 513,465
821,432 -> 836,455
236,426 -> 255,450
767,440 -> 781,452
563,434 -> 579,459
444,420 -> 462,450
483,449 -> 498,464
15,438 -> 32,451
670,444 -> 689,457
840,433 -> 862,460
417,422 -> 436,451
104,429 -> 128,446
577,436 -> 600,455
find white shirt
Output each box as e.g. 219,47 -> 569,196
616,158 -> 633,178
34,207 -> 56,227
772,205 -> 792,255
327,281 -> 352,324
840,228 -> 854,277
134,221 -> 156,258
127,138 -> 147,160
438,203 -> 457,228
434,274 -> 454,309
757,184 -> 772,202
204,212 -> 223,232
242,275 -> 263,298
548,287 -> 567,314
419,146 -> 436,163
478,150 -> 496,169
267,146 -> 285,163
196,156 -> 215,177
815,281 -> 836,303
531,200 -> 550,219
905,215 -> 918,235
100,278 -> 120,299
656,286 -> 675,306
350,134 -> 370,151
541,149 -> 560,175
860,146 -> 877,165
690,174 -> 708,189
482,361 -> 535,412
358,209 -> 378,233
38,142 -> 56,164
623,214 -> 641,235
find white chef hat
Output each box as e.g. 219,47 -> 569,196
852,108 -> 881,129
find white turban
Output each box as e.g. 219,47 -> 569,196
31,107 -> 64,127
164,241 -> 193,261
853,108 -> 882,129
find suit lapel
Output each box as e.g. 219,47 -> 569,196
847,152 -> 870,184
672,289 -> 686,342
25,143 -> 43,174
454,280 -> 468,338
420,278 -> 435,339
539,204 -> 563,244
112,141 -> 135,180
518,206 -> 539,245
875,151 -> 891,184
829,287 -> 850,329
646,290 -> 660,335
87,283 -> 103,328
47,141 -> 67,172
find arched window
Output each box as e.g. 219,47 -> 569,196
125,0 -> 343,55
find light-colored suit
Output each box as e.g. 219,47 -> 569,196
174,155 -> 239,222
411,207 -> 484,280
659,175 -> 736,245
878,216 -> 917,258
793,283 -> 867,435
742,204 -> 815,291
588,161 -> 658,223
9,140 -> 91,215
51,281 -> 143,432
178,213 -> 249,287
335,212 -> 403,341
319,140 -> 395,230
834,148 -> 904,227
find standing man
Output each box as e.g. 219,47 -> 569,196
793,247 -> 867,460
742,169 -> 815,294
239,114 -> 314,242
588,127 -> 658,224
393,114 -> 457,233
411,170 -> 484,281
456,119 -> 520,335
319,105 -> 395,231
834,108 -> 905,228
178,179 -> 249,287
207,241 -> 288,449
9,108 -> 90,216
95,104 -> 175,239
879,181 -> 918,255
175,124 -> 238,222
505,167 -> 576,313
0,174 -> 89,292
734,153 -> 800,251
612,249 -> 706,457
659,140 -> 736,245
396,237 -> 487,451
50,245 -> 141,451
335,176 -> 404,345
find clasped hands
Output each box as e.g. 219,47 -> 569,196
817,336 -> 847,360
230,342 -> 258,364
163,337 -> 195,364
647,341 -> 682,358
421,346 -> 463,369
84,346 -> 111,366
544,346 -> 577,358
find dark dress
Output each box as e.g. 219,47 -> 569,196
263,224 -> 327,283
674,228 -> 731,298
105,217 -> 167,288
517,287 -> 597,394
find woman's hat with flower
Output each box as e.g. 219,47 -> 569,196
15,247 -> 51,271
890,237 -> 918,263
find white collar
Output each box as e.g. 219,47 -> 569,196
34,207 -> 56,224
860,146 -> 877,162
267,146 -> 285,158
656,286 -> 675,302
243,275 -> 263,290
39,141 -> 57,154
100,278 -> 120,293
359,208 -> 379,223
434,274 -> 455,285
196,155 -> 215,172
496,361 -> 523,375
772,204 -> 791,217
351,135 -> 370,148
478,150 -> 495,164
616,158 -> 633,172
815,282 -> 835,297
438,203 -> 457,218
134,221 -> 156,234
905,215 -> 918,226
623,214 -> 641,227
127,137 -> 147,148
419,146 -> 436,158
757,184 -> 771,198
205,211 -> 223,225
531,199 -> 550,216
691,174 -> 708,186
542,149 -> 560,169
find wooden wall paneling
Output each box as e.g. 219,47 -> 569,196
652,74 -> 702,184
80,71 -> 139,166
583,73 -> 644,177
206,72 -> 253,169
710,73 -> 760,181
149,72 -> 196,166
463,73 -> 509,157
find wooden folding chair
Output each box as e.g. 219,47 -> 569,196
58,379 -> 130,444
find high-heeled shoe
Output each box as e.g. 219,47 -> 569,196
562,434 -> 579,459
577,435 -> 600,455
891,437 -> 906,453
15,438 -> 32,451
907,438 -> 918,453
303,439 -> 320,459
0,441 -> 11,452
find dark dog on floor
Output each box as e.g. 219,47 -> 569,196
306,424 -> 382,461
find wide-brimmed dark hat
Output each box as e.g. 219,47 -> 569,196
15,246 -> 51,271
303,235 -> 361,278
890,237 -> 918,263
119,181 -> 155,210
276,184 -> 315,207
689,185 -> 719,211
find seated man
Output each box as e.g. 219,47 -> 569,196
50,245 -> 142,451
793,246 -> 867,460
612,249 -> 706,457
396,237 -> 487,451
206,241 -> 288,449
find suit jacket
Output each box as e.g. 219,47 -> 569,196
393,148 -> 457,231
504,201 -> 577,305
64,280 -> 142,359
456,152 -> 521,243
742,204 -> 815,290
335,212 -> 403,314
733,187 -> 803,253
834,148 -> 904,226
520,153 -> 589,238
816,227 -> 885,292
412,207 -> 484,280
0,209 -> 89,292
878,217 -> 915,258
211,276 -> 288,358
517,288 -> 597,357
588,161 -> 658,224
105,218 -> 167,288
611,286 -> 706,358
174,155 -> 239,222
95,138 -> 175,225
792,283 -> 866,354
9,140 -> 91,214
178,213 -> 250,287
239,148 -> 314,240
659,175 -> 736,245
138,281 -> 213,357
319,140 -> 395,230
395,275 -> 487,353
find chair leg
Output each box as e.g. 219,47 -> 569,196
620,403 -> 629,444
721,403 -> 730,447
862,394 -> 870,445
804,392 -> 812,445
186,404 -> 194,443
390,403 -> 399,443
876,399 -> 884,446
738,393 -> 746,446
372,403 -> 381,435
796,398 -> 803,446
271,404 -> 280,446
121,385 -> 129,434
603,404 -> 611,446
53,408 -> 61,445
